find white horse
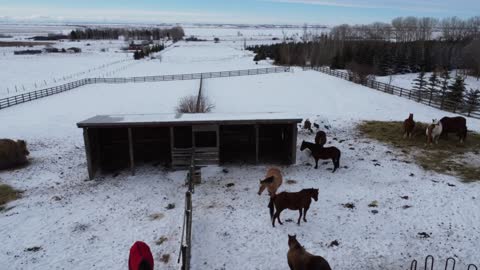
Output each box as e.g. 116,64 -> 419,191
426,119 -> 443,145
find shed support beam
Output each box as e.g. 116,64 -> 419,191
83,128 -> 95,180
255,124 -> 259,164
170,127 -> 174,166
291,123 -> 298,165
128,128 -> 135,176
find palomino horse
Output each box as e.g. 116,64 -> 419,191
300,141 -> 341,172
269,188 -> 318,227
440,116 -> 467,143
287,235 -> 332,270
426,119 -> 443,145
258,167 -> 283,196
403,113 -> 415,138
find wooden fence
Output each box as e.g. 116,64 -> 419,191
305,66 -> 480,119
0,67 -> 290,111
178,158 -> 196,270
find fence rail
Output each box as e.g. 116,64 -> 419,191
305,66 -> 480,119
0,67 -> 290,111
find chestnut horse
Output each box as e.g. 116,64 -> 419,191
403,113 -> 415,138
300,141 -> 341,172
269,188 -> 318,227
287,235 -> 332,270
426,119 -> 443,145
440,116 -> 467,143
258,167 -> 283,196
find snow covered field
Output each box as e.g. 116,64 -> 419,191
1,31 -> 480,270
0,40 -> 133,97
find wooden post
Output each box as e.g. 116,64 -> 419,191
291,123 -> 298,165
255,124 -> 259,164
83,128 -> 95,180
170,127 -> 175,166
128,128 -> 135,176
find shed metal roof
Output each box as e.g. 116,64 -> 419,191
77,112 -> 302,128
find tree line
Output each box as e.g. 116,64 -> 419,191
330,16 -> 480,42
133,44 -> 165,60
70,26 -> 185,41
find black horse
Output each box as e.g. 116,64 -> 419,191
300,141 -> 341,172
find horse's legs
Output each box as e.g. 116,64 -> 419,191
277,210 -> 283,225
272,210 -> 278,227
331,158 -> 336,173
303,206 -> 309,222
314,158 -> 319,169
297,209 -> 302,225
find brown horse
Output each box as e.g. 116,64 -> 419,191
287,235 -> 332,270
440,116 -> 467,143
269,188 -> 318,227
300,141 -> 341,172
315,131 -> 327,146
0,139 -> 30,170
258,167 -> 283,196
403,113 -> 415,138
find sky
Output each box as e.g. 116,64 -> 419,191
0,0 -> 479,25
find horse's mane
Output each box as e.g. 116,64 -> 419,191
261,176 -> 275,184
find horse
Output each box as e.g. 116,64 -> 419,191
303,119 -> 313,133
287,235 -> 332,270
269,188 -> 318,227
403,113 -> 415,139
258,167 -> 283,196
0,139 -> 30,170
315,131 -> 327,146
300,141 -> 341,172
440,116 -> 467,143
426,119 -> 443,145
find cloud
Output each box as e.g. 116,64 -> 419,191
261,0 -> 472,13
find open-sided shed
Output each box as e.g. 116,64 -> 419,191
77,113 -> 302,179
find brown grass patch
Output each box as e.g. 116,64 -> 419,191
358,121 -> 480,182
0,184 -> 21,211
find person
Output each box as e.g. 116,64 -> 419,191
128,241 -> 154,270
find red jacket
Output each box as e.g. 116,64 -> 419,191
129,241 -> 154,270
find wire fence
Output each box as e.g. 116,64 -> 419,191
410,255 -> 478,270
304,66 -> 480,119
0,67 -> 290,111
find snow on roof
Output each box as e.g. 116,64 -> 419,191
77,112 -> 302,127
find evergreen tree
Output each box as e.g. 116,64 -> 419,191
464,88 -> 480,115
412,70 -> 427,101
427,72 -> 440,93
446,75 -> 467,111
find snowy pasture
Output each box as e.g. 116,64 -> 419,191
0,40 -> 132,97
1,38 -> 480,270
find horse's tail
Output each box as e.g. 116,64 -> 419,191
336,149 -> 341,169
268,196 -> 275,221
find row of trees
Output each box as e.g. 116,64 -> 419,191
248,38 -> 479,77
412,71 -> 480,113
133,44 -> 165,60
329,16 -> 480,42
70,26 -> 185,41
